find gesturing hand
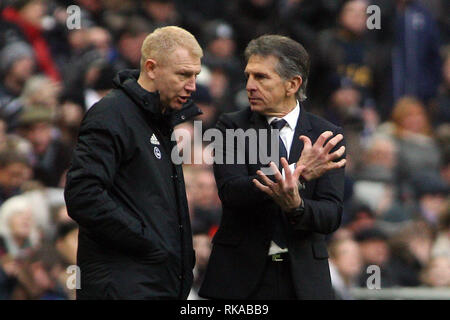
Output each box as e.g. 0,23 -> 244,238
253,158 -> 306,212
297,131 -> 346,182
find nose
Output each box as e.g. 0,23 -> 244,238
246,76 -> 256,92
185,77 -> 196,93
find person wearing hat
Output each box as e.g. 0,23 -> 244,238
354,227 -> 397,288
0,42 -> 35,112
17,107 -> 72,188
2,0 -> 61,81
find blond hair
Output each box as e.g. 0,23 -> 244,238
391,96 -> 432,137
140,26 -> 203,70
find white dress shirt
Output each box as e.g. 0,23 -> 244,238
266,101 -> 300,255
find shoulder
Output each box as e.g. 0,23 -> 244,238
305,111 -> 342,134
81,89 -> 135,132
216,107 -> 254,129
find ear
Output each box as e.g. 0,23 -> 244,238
285,75 -> 302,97
144,58 -> 158,80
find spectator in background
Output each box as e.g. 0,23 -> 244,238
1,0 -> 61,81
54,221 -> 78,300
0,42 -> 35,112
54,221 -> 78,267
389,221 -> 434,286
190,168 -> 221,235
139,0 -> 181,29
328,237 -> 363,299
279,0 -> 343,52
2,75 -> 60,132
420,256 -> 450,287
226,0 -> 281,53
0,151 -> 32,205
55,94 -> 84,148
433,47 -> 450,126
201,20 -> 243,89
188,231 -> 212,300
411,172 -> 448,226
0,195 -> 40,259
87,26 -> 117,63
192,84 -> 218,131
10,244 -> 68,299
16,108 -> 72,188
355,227 -> 397,288
342,203 -> 376,234
115,17 -> 154,70
352,134 -> 413,223
431,208 -> 450,258
82,61 -> 116,110
391,0 -> 441,104
314,0 -> 377,116
388,97 -> 442,196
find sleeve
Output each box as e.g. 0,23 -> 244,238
64,120 -> 154,256
213,114 -> 272,209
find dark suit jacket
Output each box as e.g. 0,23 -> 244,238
198,105 -> 345,300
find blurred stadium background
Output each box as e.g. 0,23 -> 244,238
0,0 -> 448,300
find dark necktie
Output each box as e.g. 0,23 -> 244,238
270,118 -> 288,249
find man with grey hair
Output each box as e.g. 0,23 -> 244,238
199,35 -> 346,299
65,26 -> 203,299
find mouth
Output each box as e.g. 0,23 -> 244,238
177,96 -> 189,104
248,97 -> 262,104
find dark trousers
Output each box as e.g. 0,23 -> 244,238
249,253 -> 297,300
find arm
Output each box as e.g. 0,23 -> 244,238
64,120 -> 154,256
213,114 -> 271,208
254,128 -> 346,234
289,127 -> 346,234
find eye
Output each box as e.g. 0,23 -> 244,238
255,73 -> 267,80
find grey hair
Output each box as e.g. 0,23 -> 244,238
244,35 -> 310,101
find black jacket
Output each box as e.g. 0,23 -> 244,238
64,70 -> 201,299
199,105 -> 345,299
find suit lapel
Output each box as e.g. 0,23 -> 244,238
250,111 -> 272,166
288,104 -> 312,164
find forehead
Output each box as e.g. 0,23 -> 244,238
164,47 -> 201,73
245,54 -> 279,74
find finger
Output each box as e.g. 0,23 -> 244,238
253,178 -> 273,195
334,158 -> 346,168
293,164 -> 306,181
280,157 -> 292,182
328,145 -> 345,161
323,133 -> 343,154
329,158 -> 346,169
299,135 -> 312,149
313,131 -> 333,149
256,170 -> 275,187
270,162 -> 284,185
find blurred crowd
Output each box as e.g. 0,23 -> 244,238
0,0 -> 448,300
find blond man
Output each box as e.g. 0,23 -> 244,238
65,26 -> 203,299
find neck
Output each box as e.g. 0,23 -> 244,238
137,73 -> 167,113
4,76 -> 23,95
137,73 -> 154,93
13,235 -> 26,248
266,98 -> 297,118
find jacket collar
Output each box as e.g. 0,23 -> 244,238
249,103 -> 313,163
113,69 -> 202,127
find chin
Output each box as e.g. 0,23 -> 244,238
250,103 -> 263,112
171,103 -> 184,110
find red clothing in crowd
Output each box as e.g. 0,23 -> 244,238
2,7 -> 61,82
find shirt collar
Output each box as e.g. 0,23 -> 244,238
266,101 -> 300,130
